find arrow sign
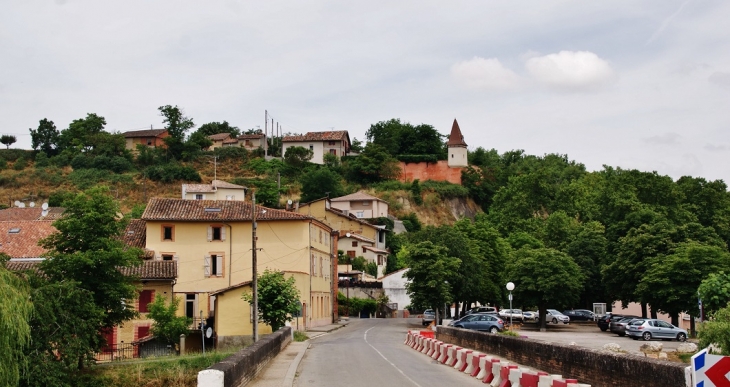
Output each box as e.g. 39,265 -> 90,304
706,357 -> 730,387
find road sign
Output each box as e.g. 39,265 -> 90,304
692,348 -> 730,387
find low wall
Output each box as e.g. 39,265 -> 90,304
198,327 -> 292,387
399,160 -> 463,185
437,326 -> 688,387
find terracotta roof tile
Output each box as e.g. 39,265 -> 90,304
238,134 -> 265,140
123,129 -> 167,138
0,207 -> 64,221
4,260 -> 42,273
0,221 -> 55,259
330,191 -> 385,203
208,133 -> 232,141
282,131 -> 349,142
363,245 -> 388,254
141,198 -> 312,222
339,231 -> 375,244
212,180 -> 246,189
222,138 -> 239,144
447,119 -> 467,147
123,219 -> 146,249
5,260 -> 177,280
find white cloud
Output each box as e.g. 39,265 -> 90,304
451,57 -> 522,91
643,132 -> 681,145
708,72 -> 730,90
525,51 -> 615,91
704,144 -> 729,152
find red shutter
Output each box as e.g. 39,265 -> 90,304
139,290 -> 154,313
137,325 -> 150,339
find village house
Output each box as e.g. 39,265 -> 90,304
330,191 -> 389,219
122,129 -> 169,152
281,131 -> 350,164
206,133 -> 232,150
181,180 -> 247,201
224,133 -> 266,151
141,198 -> 336,347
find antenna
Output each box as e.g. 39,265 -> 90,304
41,202 -> 48,210
29,202 -> 35,208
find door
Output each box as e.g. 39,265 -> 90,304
655,320 -> 673,338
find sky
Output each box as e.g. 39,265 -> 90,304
1,1 -> 729,181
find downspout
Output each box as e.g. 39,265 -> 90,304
224,222 -> 232,288
308,220 -> 312,330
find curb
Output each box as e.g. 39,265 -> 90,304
282,343 -> 308,387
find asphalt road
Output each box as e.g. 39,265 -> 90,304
293,318 -> 486,387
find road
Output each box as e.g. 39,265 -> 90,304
294,318 -> 485,387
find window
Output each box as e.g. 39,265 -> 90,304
147,139 -> 153,146
245,140 -> 251,146
319,256 -> 323,277
207,225 -> 226,241
352,241 -> 358,247
379,231 -> 384,244
226,195 -> 234,200
309,145 -> 314,151
311,254 -> 316,275
205,254 -> 224,277
162,254 -> 174,261
136,325 -> 151,340
362,201 -> 370,206
185,294 -> 196,318
195,194 -> 204,200
328,141 -> 336,146
451,154 -> 454,158
138,290 -> 154,313
347,250 -> 356,258
329,149 -> 336,155
356,211 -> 364,218
161,225 -> 175,241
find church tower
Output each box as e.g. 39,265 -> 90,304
447,119 -> 468,168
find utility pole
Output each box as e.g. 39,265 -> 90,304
252,192 -> 259,342
264,110 -> 268,158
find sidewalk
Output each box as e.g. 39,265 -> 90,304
247,319 -> 350,387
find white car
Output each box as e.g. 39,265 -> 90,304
498,309 -> 524,323
544,309 -> 570,324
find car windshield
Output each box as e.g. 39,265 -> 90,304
547,309 -> 563,315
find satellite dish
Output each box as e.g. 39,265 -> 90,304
29,202 -> 35,208
13,201 -> 20,207
18,203 -> 25,208
346,233 -> 351,238
205,327 -> 214,338
287,199 -> 293,205
41,210 -> 49,217
41,202 -> 48,210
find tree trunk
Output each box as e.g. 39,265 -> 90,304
539,304 -> 547,331
689,314 -> 696,337
650,308 -> 658,319
671,313 -> 679,327
641,302 -> 647,318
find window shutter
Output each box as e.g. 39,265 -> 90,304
221,227 -> 226,241
207,226 -> 213,242
173,255 -> 179,261
204,255 -> 211,276
216,255 -> 223,276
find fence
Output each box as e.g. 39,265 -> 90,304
95,340 -> 176,362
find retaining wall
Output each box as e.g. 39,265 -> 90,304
198,327 -> 291,387
437,327 -> 688,387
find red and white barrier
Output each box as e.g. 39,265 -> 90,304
427,340 -> 438,357
438,344 -> 452,364
431,342 -> 443,360
454,349 -> 471,371
448,347 -> 462,367
487,359 -> 505,385
464,351 -> 481,375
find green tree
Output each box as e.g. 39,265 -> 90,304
365,261 -> 378,277
0,261 -> 32,387
566,221 -> 609,308
350,256 -> 366,272
1,134 -> 16,149
196,121 -> 240,137
699,272 -> 730,315
344,143 -> 401,184
159,105 -> 195,160
365,118 -> 445,158
507,247 -> 584,330
58,113 -> 107,153
699,302 -> 730,355
283,146 -> 313,169
148,295 -> 192,344
299,167 -> 344,203
30,118 -> 60,156
637,242 -> 730,325
401,241 -> 461,315
350,137 -> 364,153
242,269 -> 301,331
410,179 -> 423,205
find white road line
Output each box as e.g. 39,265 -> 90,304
364,326 -> 423,387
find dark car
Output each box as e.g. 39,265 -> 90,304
609,316 -> 640,336
597,313 -> 626,331
563,309 -> 595,321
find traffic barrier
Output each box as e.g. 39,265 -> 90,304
457,349 -> 472,372
404,331 -> 411,345
438,344 -> 452,363
509,367 -> 529,387
427,340 -> 438,357
454,349 -> 469,371
487,359 -> 504,385
448,347 -> 462,367
416,336 -> 424,351
520,371 -> 548,387
498,364 -> 518,387
431,342 -> 443,359
471,354 -> 487,377
551,379 -> 578,387
476,355 -> 493,380
409,333 -> 418,349
464,351 -> 481,375
538,375 -> 562,387
445,346 -> 456,365
421,338 -> 431,354
420,330 -> 435,339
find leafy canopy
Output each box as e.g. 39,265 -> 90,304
242,269 -> 301,331
148,295 -> 192,344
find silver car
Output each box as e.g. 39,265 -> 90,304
545,309 -> 570,324
451,313 -> 505,333
626,319 -> 688,342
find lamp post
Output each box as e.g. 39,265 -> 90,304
506,282 -> 515,327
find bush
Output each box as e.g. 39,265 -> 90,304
34,152 -> 50,168
213,146 -> 249,161
293,331 -> 309,342
421,180 -> 470,198
50,154 -> 70,167
371,180 -> 409,191
71,154 -> 92,170
108,156 -> 133,173
400,212 -> 422,232
31,167 -> 64,187
145,164 -> 202,183
13,157 -> 27,170
397,154 -> 439,163
0,149 -> 32,162
365,262 -> 377,277
410,179 -> 423,205
0,158 -> 6,170
48,190 -> 76,207
67,168 -> 110,189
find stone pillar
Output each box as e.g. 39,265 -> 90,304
180,334 -> 186,356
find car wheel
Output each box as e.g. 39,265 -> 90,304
552,318 -> 558,324
631,337 -> 638,340
642,332 -> 652,341
618,332 -> 625,337
599,327 -> 608,332
677,333 -> 687,342
490,326 -> 499,334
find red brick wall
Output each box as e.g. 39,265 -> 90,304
399,161 -> 464,185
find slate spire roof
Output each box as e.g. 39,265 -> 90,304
447,119 -> 467,147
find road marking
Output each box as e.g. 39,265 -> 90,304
364,326 -> 423,387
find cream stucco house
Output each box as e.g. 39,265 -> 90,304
281,131 -> 350,164
182,180 -> 247,201
330,191 -> 389,219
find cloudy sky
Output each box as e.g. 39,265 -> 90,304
1,1 -> 729,181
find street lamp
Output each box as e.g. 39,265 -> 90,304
506,282 -> 515,327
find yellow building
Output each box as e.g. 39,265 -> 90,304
141,198 -> 335,348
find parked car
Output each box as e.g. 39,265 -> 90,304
545,309 -> 570,324
597,313 -> 625,332
466,306 -> 498,315
522,311 -> 539,322
563,309 -> 595,321
498,309 -> 524,323
451,313 -> 505,333
422,309 -> 435,326
626,319 -> 688,342
609,316 -> 640,336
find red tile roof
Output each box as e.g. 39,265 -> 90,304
363,245 -> 388,254
0,207 -> 64,221
0,221 -> 55,259
123,219 -> 146,249
447,119 -> 467,147
238,134 -> 265,140
282,131 -> 349,142
223,138 -> 240,144
123,129 -> 168,138
6,260 -> 177,280
141,198 -> 312,222
208,133 -> 232,141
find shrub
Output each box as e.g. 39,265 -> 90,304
34,152 -> 50,168
371,180 -> 409,191
67,168 -> 109,189
400,212 -> 422,232
50,154 -> 70,167
13,157 -> 27,170
0,149 -> 32,162
108,156 -> 133,173
0,158 -> 6,170
213,146 -> 249,161
48,190 -> 76,207
421,180 -> 470,198
71,154 -> 92,170
410,179 -> 423,205
145,164 -> 202,183
293,331 -> 309,342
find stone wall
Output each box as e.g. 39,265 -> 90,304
437,327 -> 688,387
198,327 -> 291,387
399,161 -> 463,185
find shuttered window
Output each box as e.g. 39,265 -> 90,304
205,254 -> 224,277
207,225 -> 226,241
138,290 -> 154,313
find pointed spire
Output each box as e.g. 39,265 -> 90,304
447,119 -> 467,147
